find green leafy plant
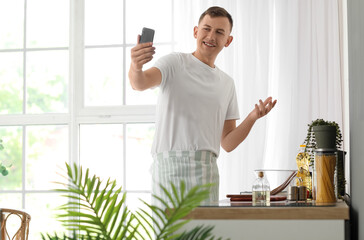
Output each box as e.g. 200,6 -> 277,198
0,139 -> 10,176
42,163 -> 226,240
303,119 -> 343,165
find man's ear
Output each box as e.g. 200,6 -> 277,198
193,26 -> 198,39
225,35 -> 233,47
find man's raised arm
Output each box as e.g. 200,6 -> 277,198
221,97 -> 277,152
128,36 -> 162,91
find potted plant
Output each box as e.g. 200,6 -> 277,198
303,119 -> 346,198
41,163 -> 226,240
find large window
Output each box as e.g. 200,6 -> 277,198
0,0 -> 174,237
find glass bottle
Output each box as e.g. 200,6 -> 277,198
295,144 -> 312,199
252,171 -> 270,206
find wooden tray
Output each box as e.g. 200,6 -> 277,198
226,194 -> 287,202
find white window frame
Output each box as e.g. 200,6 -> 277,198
0,0 -> 175,210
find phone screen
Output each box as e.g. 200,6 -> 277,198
140,27 -> 155,43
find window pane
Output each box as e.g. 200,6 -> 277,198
0,52 -> 23,114
26,125 -> 68,190
80,124 -> 123,183
26,193 -> 67,238
126,124 -> 154,191
0,193 -> 22,209
27,0 -> 69,48
126,192 -> 152,238
85,0 -> 123,45
85,48 -> 123,106
0,127 -> 22,190
127,192 -> 151,213
125,0 -> 172,44
125,45 -> 172,105
26,50 -> 68,113
0,0 -> 24,49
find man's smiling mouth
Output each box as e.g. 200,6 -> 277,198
203,41 -> 216,47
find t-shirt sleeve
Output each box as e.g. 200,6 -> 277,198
226,83 -> 240,120
153,52 -> 181,90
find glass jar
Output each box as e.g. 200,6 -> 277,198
252,171 -> 270,206
313,149 -> 337,204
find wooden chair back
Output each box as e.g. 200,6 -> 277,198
0,208 -> 31,240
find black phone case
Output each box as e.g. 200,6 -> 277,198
140,27 -> 155,43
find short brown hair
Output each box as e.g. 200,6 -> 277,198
198,6 -> 233,31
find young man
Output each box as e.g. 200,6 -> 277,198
129,6 -> 277,203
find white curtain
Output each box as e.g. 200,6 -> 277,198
173,0 -> 344,199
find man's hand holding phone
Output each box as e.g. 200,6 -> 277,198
130,28 -> 155,71
129,28 -> 161,91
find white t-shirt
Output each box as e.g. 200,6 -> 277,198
152,52 -> 240,157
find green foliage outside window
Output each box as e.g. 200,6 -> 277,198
0,128 -> 22,189
0,64 -> 67,186
0,139 -> 11,176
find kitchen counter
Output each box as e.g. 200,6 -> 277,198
179,200 -> 349,240
186,199 -> 349,220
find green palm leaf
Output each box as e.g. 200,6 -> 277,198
42,162 -> 229,240
135,181 -> 216,240
175,225 -> 226,240
54,163 -> 133,239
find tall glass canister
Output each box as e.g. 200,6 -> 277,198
313,149 -> 337,204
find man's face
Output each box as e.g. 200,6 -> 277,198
194,15 -> 233,59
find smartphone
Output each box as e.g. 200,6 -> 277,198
140,27 -> 155,43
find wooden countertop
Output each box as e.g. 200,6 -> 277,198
185,200 -> 349,220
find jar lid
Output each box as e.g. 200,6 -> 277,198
314,148 -> 337,153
